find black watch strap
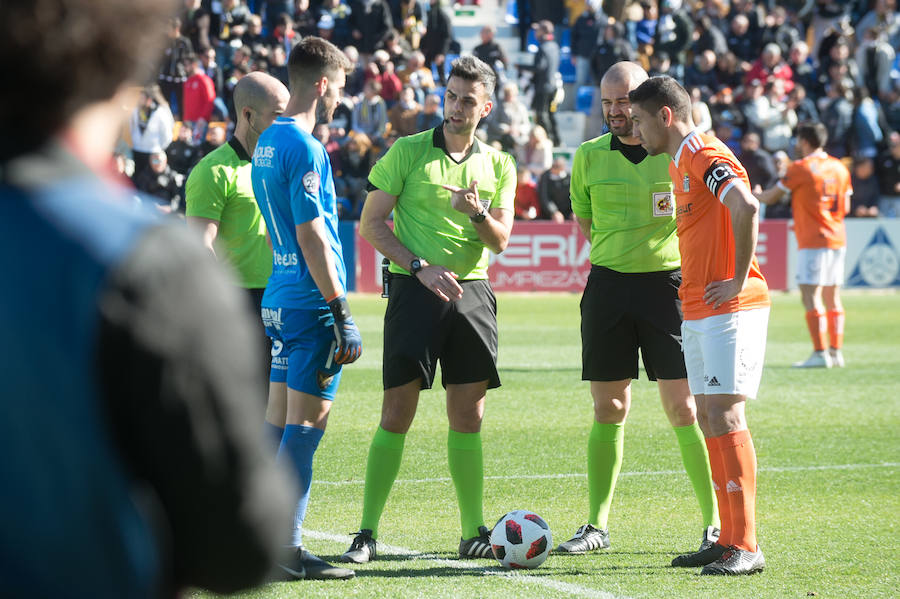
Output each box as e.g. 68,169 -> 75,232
470,207 -> 487,223
410,258 -> 424,275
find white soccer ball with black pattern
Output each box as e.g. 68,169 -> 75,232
489,510 -> 552,569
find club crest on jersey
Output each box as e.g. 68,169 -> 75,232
303,171 -> 320,194
652,192 -> 674,217
683,175 -> 690,192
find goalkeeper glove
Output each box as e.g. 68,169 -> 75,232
327,295 -> 362,364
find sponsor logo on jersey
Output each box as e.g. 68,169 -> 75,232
703,161 -> 738,198
303,171 -> 320,194
253,144 -> 275,168
676,203 -> 693,217
261,307 -> 283,328
274,251 -> 299,267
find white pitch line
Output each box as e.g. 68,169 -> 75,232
303,530 -> 631,599
314,461 -> 898,486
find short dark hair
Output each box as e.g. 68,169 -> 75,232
795,121 -> 828,150
448,55 -> 497,98
287,36 -> 352,91
628,75 -> 693,123
0,0 -> 179,161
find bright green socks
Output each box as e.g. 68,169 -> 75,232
359,426 -> 406,538
673,422 -> 719,529
448,429 -> 484,539
587,421 -> 624,529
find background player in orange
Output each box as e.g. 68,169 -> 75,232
629,76 -> 770,576
757,121 -> 852,369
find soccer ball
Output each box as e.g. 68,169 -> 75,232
490,510 -> 552,569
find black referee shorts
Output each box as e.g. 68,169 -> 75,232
383,275 -> 500,391
581,265 -> 687,382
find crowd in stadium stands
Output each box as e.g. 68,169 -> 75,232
120,0 -> 900,220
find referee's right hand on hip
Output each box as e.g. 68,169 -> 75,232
327,295 -> 363,364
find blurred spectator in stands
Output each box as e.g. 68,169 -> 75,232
745,43 -> 795,95
532,0 -> 566,25
731,0 -> 766,48
395,0 -> 425,50
398,50 -> 437,103
514,165 -> 541,220
746,78 -> 797,153
267,12 -> 301,56
817,25 -> 857,79
569,7 -> 601,91
590,21 -> 636,86
336,132 -> 375,217
738,132 -> 778,196
851,157 -> 881,217
648,50 -> 672,77
415,91 -> 444,132
134,151 -> 185,214
344,45 -> 367,97
350,0 -> 394,59
353,79 -> 389,142
269,44 -> 290,87
787,40 -> 816,95
713,50 -> 744,90
218,0 -> 252,47
474,25 -> 510,86
786,83 -> 819,125
200,123 -> 228,156
684,49 -> 720,99
130,85 -> 175,178
820,77 -> 855,158
293,0 -> 319,37
380,30 -> 412,70
851,87 -> 888,160
201,47 -> 225,100
331,95 -> 355,140
726,13 -> 755,67
515,0 -> 533,51
692,14 -> 728,58
857,0 -> 900,47
167,124 -> 202,176
317,12 -> 337,42
855,25 -> 898,103
521,19 -> 561,146
708,86 -> 746,137
516,124 -> 554,179
760,6 -> 802,57
634,1 -> 658,51
242,14 -> 269,56
421,0 -> 453,85
388,86 -> 422,137
369,51 -> 403,105
223,63 -> 250,122
762,149 -> 793,219
689,86 -> 714,133
653,0 -> 693,81
810,0 -> 851,58
314,123 -> 342,174
815,58 -> 854,104
182,0 -> 212,54
183,55 -> 218,138
699,0 -> 730,36
876,131 -> 900,216
159,17 -> 194,117
538,156 -> 572,223
321,0 -> 355,48
485,81 -> 531,153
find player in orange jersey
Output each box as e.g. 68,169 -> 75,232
758,121 -> 852,368
628,76 -> 769,576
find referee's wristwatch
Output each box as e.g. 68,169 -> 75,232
470,206 -> 488,223
409,257 -> 424,276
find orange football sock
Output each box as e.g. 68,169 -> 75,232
718,430 -> 757,552
827,309 -> 844,349
705,436 -> 731,547
805,310 -> 827,351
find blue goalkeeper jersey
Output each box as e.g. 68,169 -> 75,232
251,116 -> 346,309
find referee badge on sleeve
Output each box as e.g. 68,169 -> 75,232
302,171 -> 320,194
652,191 -> 674,217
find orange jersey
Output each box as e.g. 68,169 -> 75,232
669,131 -> 770,320
779,150 -> 852,249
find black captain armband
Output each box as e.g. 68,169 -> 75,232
703,161 -> 739,199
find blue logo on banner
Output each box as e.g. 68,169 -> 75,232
846,227 -> 900,287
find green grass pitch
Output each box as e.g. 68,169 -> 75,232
192,291 -> 899,599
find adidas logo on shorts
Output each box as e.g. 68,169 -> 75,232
726,480 -> 742,493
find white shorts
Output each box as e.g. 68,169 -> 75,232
796,247 -> 846,286
682,307 -> 769,398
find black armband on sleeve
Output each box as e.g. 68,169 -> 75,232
703,161 -> 739,199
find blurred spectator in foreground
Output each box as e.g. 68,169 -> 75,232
130,85 -> 175,178
537,156 -> 572,222
0,0 -> 293,595
876,132 -> 900,217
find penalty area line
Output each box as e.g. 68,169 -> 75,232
314,461 -> 899,486
303,530 -> 631,599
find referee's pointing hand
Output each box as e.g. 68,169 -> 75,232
441,179 -> 482,219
